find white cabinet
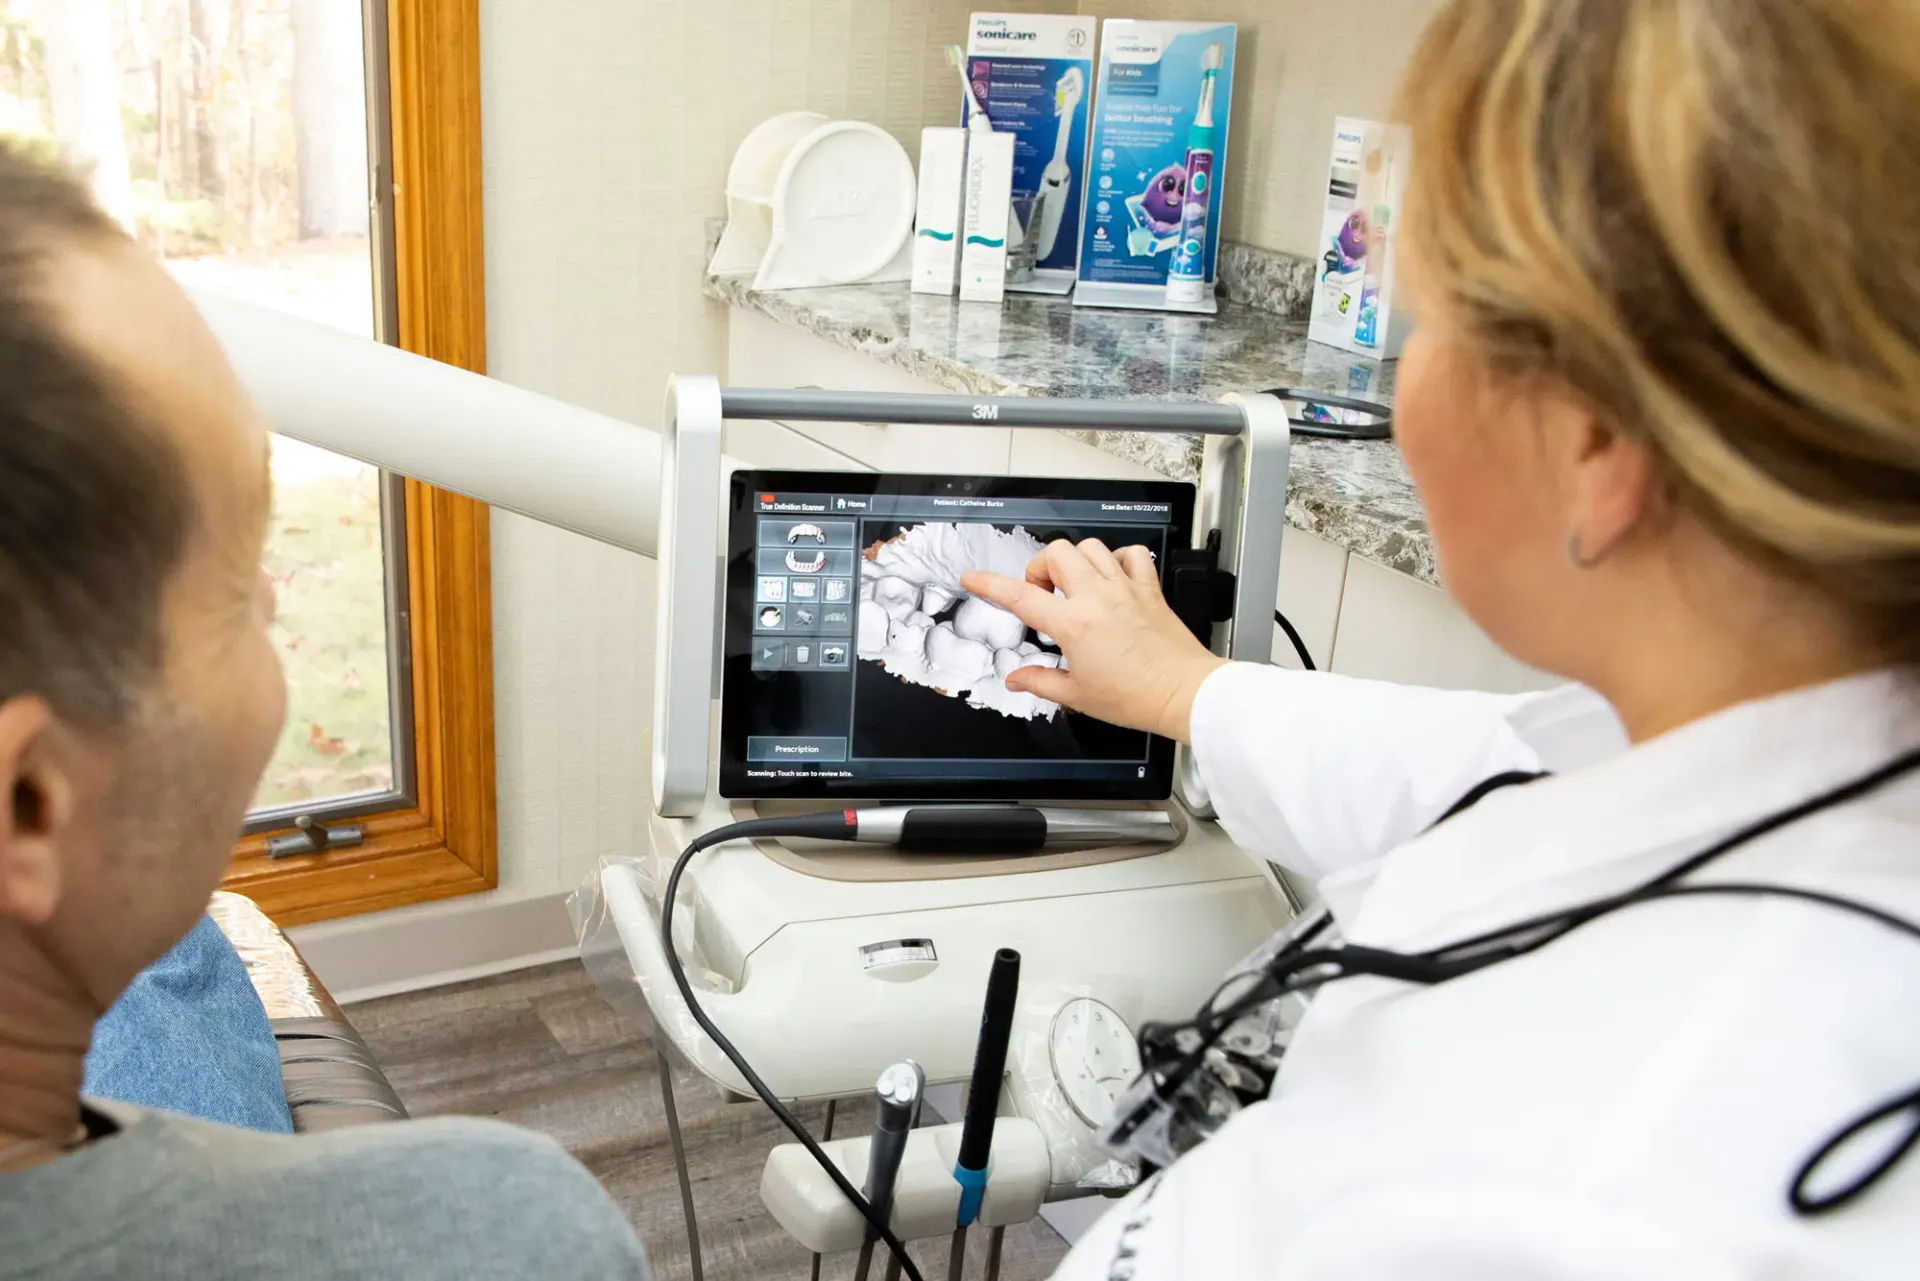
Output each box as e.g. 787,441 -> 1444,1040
1330,555 -> 1553,693
1272,529 -> 1347,671
722,417 -> 870,472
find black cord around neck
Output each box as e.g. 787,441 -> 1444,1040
1178,744 -> 1920,1214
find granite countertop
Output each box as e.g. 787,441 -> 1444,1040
706,272 -> 1436,585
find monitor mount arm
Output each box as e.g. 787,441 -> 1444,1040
195,292 -> 1291,821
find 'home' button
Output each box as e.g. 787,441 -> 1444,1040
746,736 -> 848,763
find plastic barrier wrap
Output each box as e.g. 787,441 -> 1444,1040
568,853 -> 738,1101
1007,981 -> 1144,1194
571,854 -> 1149,1194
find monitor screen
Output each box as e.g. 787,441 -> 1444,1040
719,470 -> 1198,801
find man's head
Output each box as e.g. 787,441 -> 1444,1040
0,148 -> 285,1016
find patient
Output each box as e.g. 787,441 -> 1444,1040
0,149 -> 650,1279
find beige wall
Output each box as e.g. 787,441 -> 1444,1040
476,0 -> 1059,907
299,0 -> 1442,982
1072,0 -> 1439,258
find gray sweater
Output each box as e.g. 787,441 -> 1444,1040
0,1102 -> 651,1279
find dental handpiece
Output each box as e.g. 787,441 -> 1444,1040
855,1060 -> 925,1281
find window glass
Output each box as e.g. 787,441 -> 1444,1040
7,0 -> 400,812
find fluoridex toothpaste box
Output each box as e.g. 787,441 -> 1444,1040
964,13 -> 1097,279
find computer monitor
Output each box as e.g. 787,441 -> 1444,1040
719,470 -> 1197,801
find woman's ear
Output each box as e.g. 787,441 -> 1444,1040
1562,408 -> 1657,567
0,697 -> 74,926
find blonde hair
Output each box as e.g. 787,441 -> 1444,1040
1394,0 -> 1920,661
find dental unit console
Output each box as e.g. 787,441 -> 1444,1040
194,293 -> 1298,1281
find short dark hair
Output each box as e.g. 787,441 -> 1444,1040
0,145 -> 192,724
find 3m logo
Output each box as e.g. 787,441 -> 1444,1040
760,493 -> 776,504
972,404 -> 999,421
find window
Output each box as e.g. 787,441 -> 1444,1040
8,0 -> 493,923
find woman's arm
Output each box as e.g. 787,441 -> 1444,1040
963,540 -> 1625,879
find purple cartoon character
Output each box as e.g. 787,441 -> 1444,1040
1140,164 -> 1188,234
1322,209 -> 1371,279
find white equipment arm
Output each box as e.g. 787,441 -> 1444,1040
190,289 -> 665,558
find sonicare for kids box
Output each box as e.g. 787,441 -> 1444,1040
1307,117 -> 1412,358
1073,20 -> 1237,314
964,13 -> 1096,293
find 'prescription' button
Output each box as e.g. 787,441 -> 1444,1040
746,736 -> 848,763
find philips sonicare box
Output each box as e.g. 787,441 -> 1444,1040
963,13 -> 1097,294
1307,117 -> 1412,358
1073,20 -> 1237,314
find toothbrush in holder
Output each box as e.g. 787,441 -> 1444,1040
1166,43 -> 1224,305
1032,66 -> 1084,266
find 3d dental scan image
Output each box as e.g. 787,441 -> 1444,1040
721,472 -> 1193,800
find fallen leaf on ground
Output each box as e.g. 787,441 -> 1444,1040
308,724 -> 348,756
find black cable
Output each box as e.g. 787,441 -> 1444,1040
659,817 -> 927,1281
1272,608 -> 1314,670
1141,748 -> 1920,1211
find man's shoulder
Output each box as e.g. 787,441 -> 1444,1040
143,1110 -> 649,1279
193,1111 -> 618,1214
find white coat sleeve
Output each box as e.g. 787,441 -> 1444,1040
1187,663 -> 1625,880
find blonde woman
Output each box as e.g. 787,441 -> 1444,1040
966,0 -> 1920,1275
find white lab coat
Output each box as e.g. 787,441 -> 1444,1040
1052,664 -> 1920,1280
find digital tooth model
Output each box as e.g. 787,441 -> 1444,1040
855,522 -> 1065,721
785,521 -> 829,574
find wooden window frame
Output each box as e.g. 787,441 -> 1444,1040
223,0 -> 495,926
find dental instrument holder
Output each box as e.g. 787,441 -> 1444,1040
651,382 -> 1292,821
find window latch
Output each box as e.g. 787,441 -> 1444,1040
266,814 -> 367,859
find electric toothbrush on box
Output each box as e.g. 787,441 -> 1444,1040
1166,43 -> 1224,306
1032,66 -> 1084,265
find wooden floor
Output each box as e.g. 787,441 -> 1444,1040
348,961 -> 1071,1281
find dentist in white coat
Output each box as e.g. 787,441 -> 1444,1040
966,1 -> 1920,1276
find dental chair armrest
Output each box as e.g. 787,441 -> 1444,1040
206,891 -> 407,1132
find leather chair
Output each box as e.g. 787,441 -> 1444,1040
206,891 -> 409,1133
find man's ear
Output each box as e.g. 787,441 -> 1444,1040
0,697 -> 74,926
